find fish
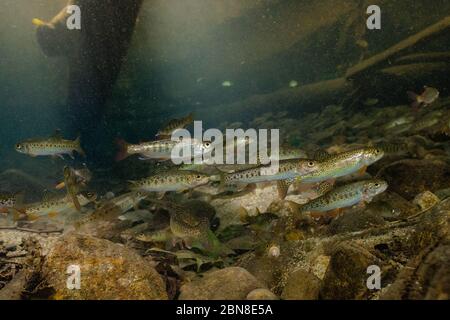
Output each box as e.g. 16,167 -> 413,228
17,191 -> 97,221
115,137 -> 212,162
179,145 -> 307,174
373,142 -> 409,155
383,116 -> 415,130
74,191 -> 148,228
215,158 -> 320,186
155,113 -> 194,139
136,228 -> 173,243
410,115 -> 440,132
147,199 -> 232,256
299,179 -> 388,215
407,86 -> 439,110
15,130 -> 85,159
129,170 -> 211,194
296,147 -> 384,184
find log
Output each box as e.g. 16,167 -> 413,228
395,52 -> 450,64
198,78 -> 353,125
0,269 -> 28,300
345,16 -> 450,78
379,62 -> 450,78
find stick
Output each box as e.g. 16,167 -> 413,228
345,16 -> 450,78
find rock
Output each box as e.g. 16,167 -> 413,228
311,255 -> 331,280
178,267 -> 265,300
328,208 -> 386,235
413,191 -> 440,211
320,243 -> 379,300
377,159 -> 450,200
281,268 -> 321,300
42,233 -> 168,300
246,288 -> 278,300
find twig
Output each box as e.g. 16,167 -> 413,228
345,16 -> 450,78
0,225 -> 63,234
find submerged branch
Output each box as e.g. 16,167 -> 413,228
345,16 -> 450,78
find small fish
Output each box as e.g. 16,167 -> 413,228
215,158 -> 320,186
374,142 -> 408,155
383,116 -> 414,130
156,113 -> 194,139
300,179 -> 388,214
136,228 -> 173,243
407,86 -> 439,110
15,130 -> 84,159
18,191 -> 96,221
129,171 -> 210,193
148,199 -> 231,256
74,191 -> 147,228
296,148 -> 384,184
115,138 -> 212,162
410,115 -> 440,132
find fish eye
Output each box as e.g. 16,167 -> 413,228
307,161 -> 315,167
374,183 -> 380,187
375,149 -> 381,154
196,175 -> 202,179
15,144 -> 22,149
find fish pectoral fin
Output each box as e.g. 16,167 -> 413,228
55,181 -> 66,190
355,201 -> 367,209
358,166 -> 367,175
327,208 -> 343,218
277,180 -> 291,200
27,213 -> 40,221
48,211 -> 59,218
0,207 -> 9,214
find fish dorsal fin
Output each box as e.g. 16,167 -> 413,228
42,190 -> 60,202
313,149 -> 331,161
49,129 -> 63,140
315,180 -> 334,196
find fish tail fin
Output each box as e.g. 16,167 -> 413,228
115,138 -> 130,161
407,91 -> 421,110
210,167 -> 227,187
74,136 -> 86,157
407,91 -> 418,101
